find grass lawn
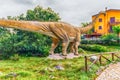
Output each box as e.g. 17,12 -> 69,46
0,45 -> 119,80
0,57 -> 97,80
104,45 -> 120,52
81,44 -> 120,54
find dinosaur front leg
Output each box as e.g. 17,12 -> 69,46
74,33 -> 80,55
74,41 -> 80,55
62,41 -> 69,56
49,38 -> 59,55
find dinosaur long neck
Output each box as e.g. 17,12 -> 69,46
0,19 -> 41,32
79,13 -> 100,34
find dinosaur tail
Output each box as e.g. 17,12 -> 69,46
0,19 -> 42,32
0,19 -> 58,38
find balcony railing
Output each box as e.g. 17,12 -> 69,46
109,20 -> 120,26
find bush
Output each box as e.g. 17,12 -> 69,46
81,33 -> 119,45
100,33 -> 118,45
79,44 -> 108,52
10,54 -> 19,61
81,39 -> 102,44
0,32 -> 51,57
0,32 -> 17,59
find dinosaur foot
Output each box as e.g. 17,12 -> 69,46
49,52 -> 54,55
74,54 -> 79,56
61,54 -> 67,56
58,53 -> 66,58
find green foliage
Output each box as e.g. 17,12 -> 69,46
100,33 -> 118,45
80,44 -> 108,52
101,33 -> 117,41
10,54 -> 19,61
0,31 -> 17,59
0,6 -> 61,58
78,48 -> 87,54
13,31 -> 51,56
113,25 -> 120,34
112,25 -> 120,43
26,6 -> 60,21
81,39 -> 102,44
81,33 -> 118,45
81,22 -> 89,27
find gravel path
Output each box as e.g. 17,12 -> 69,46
47,53 -> 81,60
96,62 -> 120,80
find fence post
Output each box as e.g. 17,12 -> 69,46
99,55 -> 102,65
85,56 -> 88,72
112,53 -> 115,61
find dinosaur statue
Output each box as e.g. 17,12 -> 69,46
0,13 -> 100,56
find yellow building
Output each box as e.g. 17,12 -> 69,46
92,9 -> 120,35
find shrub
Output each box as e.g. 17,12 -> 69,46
81,39 -> 102,44
78,48 -> 87,54
79,44 -> 108,52
81,33 -> 119,45
100,33 -> 118,45
10,54 -> 19,61
112,25 -> 120,43
0,33 -> 17,59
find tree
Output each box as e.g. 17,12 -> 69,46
112,25 -> 120,43
0,6 -> 61,58
81,22 -> 89,27
26,6 -> 60,21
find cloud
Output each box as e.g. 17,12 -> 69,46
13,0 -> 34,5
0,0 -> 120,26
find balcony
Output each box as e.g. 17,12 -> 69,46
109,19 -> 120,26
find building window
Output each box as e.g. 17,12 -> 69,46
99,18 -> 102,22
99,26 -> 102,30
110,17 -> 115,23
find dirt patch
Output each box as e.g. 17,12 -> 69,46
47,53 -> 82,60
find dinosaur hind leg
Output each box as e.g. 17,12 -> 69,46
69,42 -> 75,53
49,38 -> 59,55
62,41 -> 69,56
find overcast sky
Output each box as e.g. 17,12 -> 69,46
0,0 -> 120,26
